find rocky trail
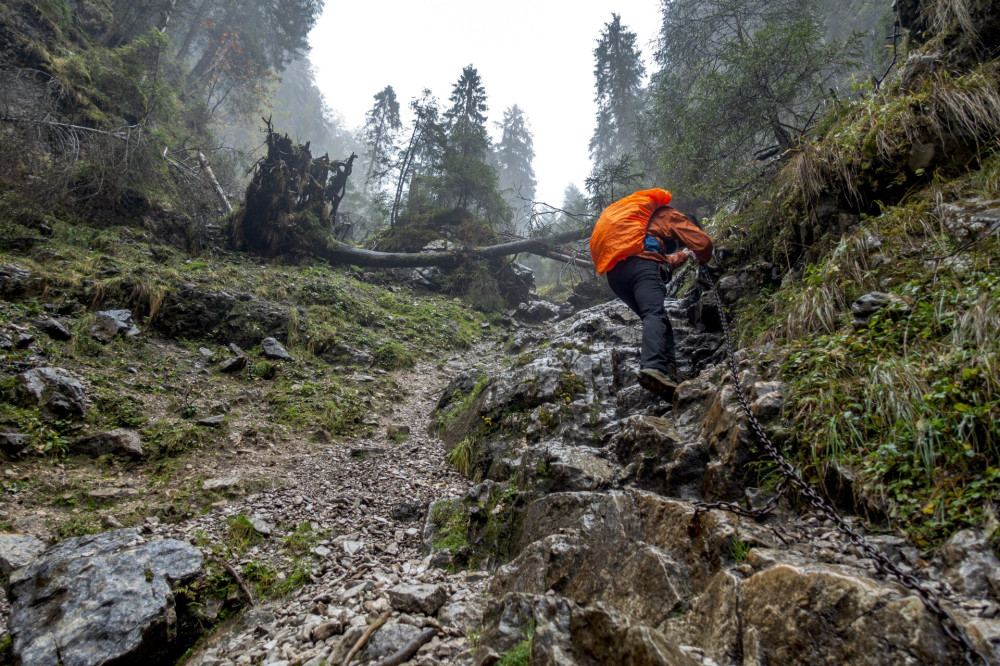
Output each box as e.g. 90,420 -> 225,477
165,355 -> 494,666
4,294 -> 1000,665
1,346 -> 499,666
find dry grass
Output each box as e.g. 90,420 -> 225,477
929,70 -> 1000,146
930,0 -> 981,45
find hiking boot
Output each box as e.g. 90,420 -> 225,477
638,367 -> 678,400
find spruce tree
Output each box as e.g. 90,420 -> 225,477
589,13 -> 646,169
440,65 -> 505,223
362,85 -> 402,192
651,0 -> 859,200
495,105 -> 537,233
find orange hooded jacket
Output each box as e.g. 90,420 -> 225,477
589,188 -> 713,275
589,188 -> 673,275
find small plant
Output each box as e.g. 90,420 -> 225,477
283,521 -> 323,554
729,538 -> 753,564
225,514 -> 261,555
497,619 -> 534,666
241,559 -> 278,596
448,437 -> 475,476
431,501 -> 471,556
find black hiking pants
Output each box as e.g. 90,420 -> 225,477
606,256 -> 675,373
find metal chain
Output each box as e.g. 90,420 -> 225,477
688,264 -> 990,666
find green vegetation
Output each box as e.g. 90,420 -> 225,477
712,58 -> 1000,546
729,538 -> 753,564
225,514 -> 262,555
431,501 -> 472,556
435,373 -> 490,435
283,521 -> 324,554
429,482 -> 526,569
497,619 -> 534,666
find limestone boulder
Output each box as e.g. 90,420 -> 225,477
740,555 -> 965,665
475,592 -> 703,666
518,442 -> 617,493
90,309 -> 140,342
74,428 -> 144,458
17,367 -> 88,419
8,528 -> 205,666
940,529 -> 1000,601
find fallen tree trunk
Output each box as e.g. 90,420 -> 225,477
236,124 -> 594,270
309,227 -> 591,269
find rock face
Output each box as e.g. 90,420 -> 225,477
8,528 -> 204,666
429,294 -> 1000,664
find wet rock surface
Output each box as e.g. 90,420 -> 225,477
3,294 -> 1000,665
8,529 -> 204,666
425,296 -> 1000,664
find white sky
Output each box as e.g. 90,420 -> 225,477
308,1 -> 663,207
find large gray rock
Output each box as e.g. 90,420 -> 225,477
388,584 -> 449,615
851,291 -> 905,329
90,309 -> 140,342
154,284 -> 237,340
363,623 -> 423,662
940,529 -> 1000,600
17,367 -> 88,419
0,431 -> 29,456
0,263 -> 33,299
260,336 -> 293,361
8,528 -> 204,666
74,428 -> 144,458
34,317 -> 72,341
514,298 -> 561,324
740,553 -> 969,665
0,533 -> 47,575
936,199 -> 1000,244
476,592 -> 703,666
519,442 -> 617,493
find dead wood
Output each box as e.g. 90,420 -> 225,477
236,122 -> 591,269
341,609 -> 393,666
212,555 -> 255,607
371,628 -> 437,666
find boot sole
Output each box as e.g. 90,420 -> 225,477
638,372 -> 677,400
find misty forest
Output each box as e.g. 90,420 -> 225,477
2,0 -> 1000,664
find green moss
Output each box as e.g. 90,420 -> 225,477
373,340 -> 416,370
249,361 -> 278,380
431,501 -> 471,555
55,513 -> 102,538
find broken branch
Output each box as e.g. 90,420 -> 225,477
341,609 -> 393,666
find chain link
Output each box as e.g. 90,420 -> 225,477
688,264 -> 990,666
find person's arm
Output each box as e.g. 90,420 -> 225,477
671,216 -> 713,264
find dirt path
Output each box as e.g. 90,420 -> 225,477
149,353 -> 492,666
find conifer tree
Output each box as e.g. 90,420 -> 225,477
392,89 -> 445,224
440,65 -> 506,223
589,13 -> 646,169
651,0 -> 858,200
362,85 -> 402,192
495,105 -> 537,233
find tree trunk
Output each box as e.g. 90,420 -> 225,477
176,0 -> 211,62
310,228 -> 589,269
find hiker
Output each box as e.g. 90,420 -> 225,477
589,188 -> 714,398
